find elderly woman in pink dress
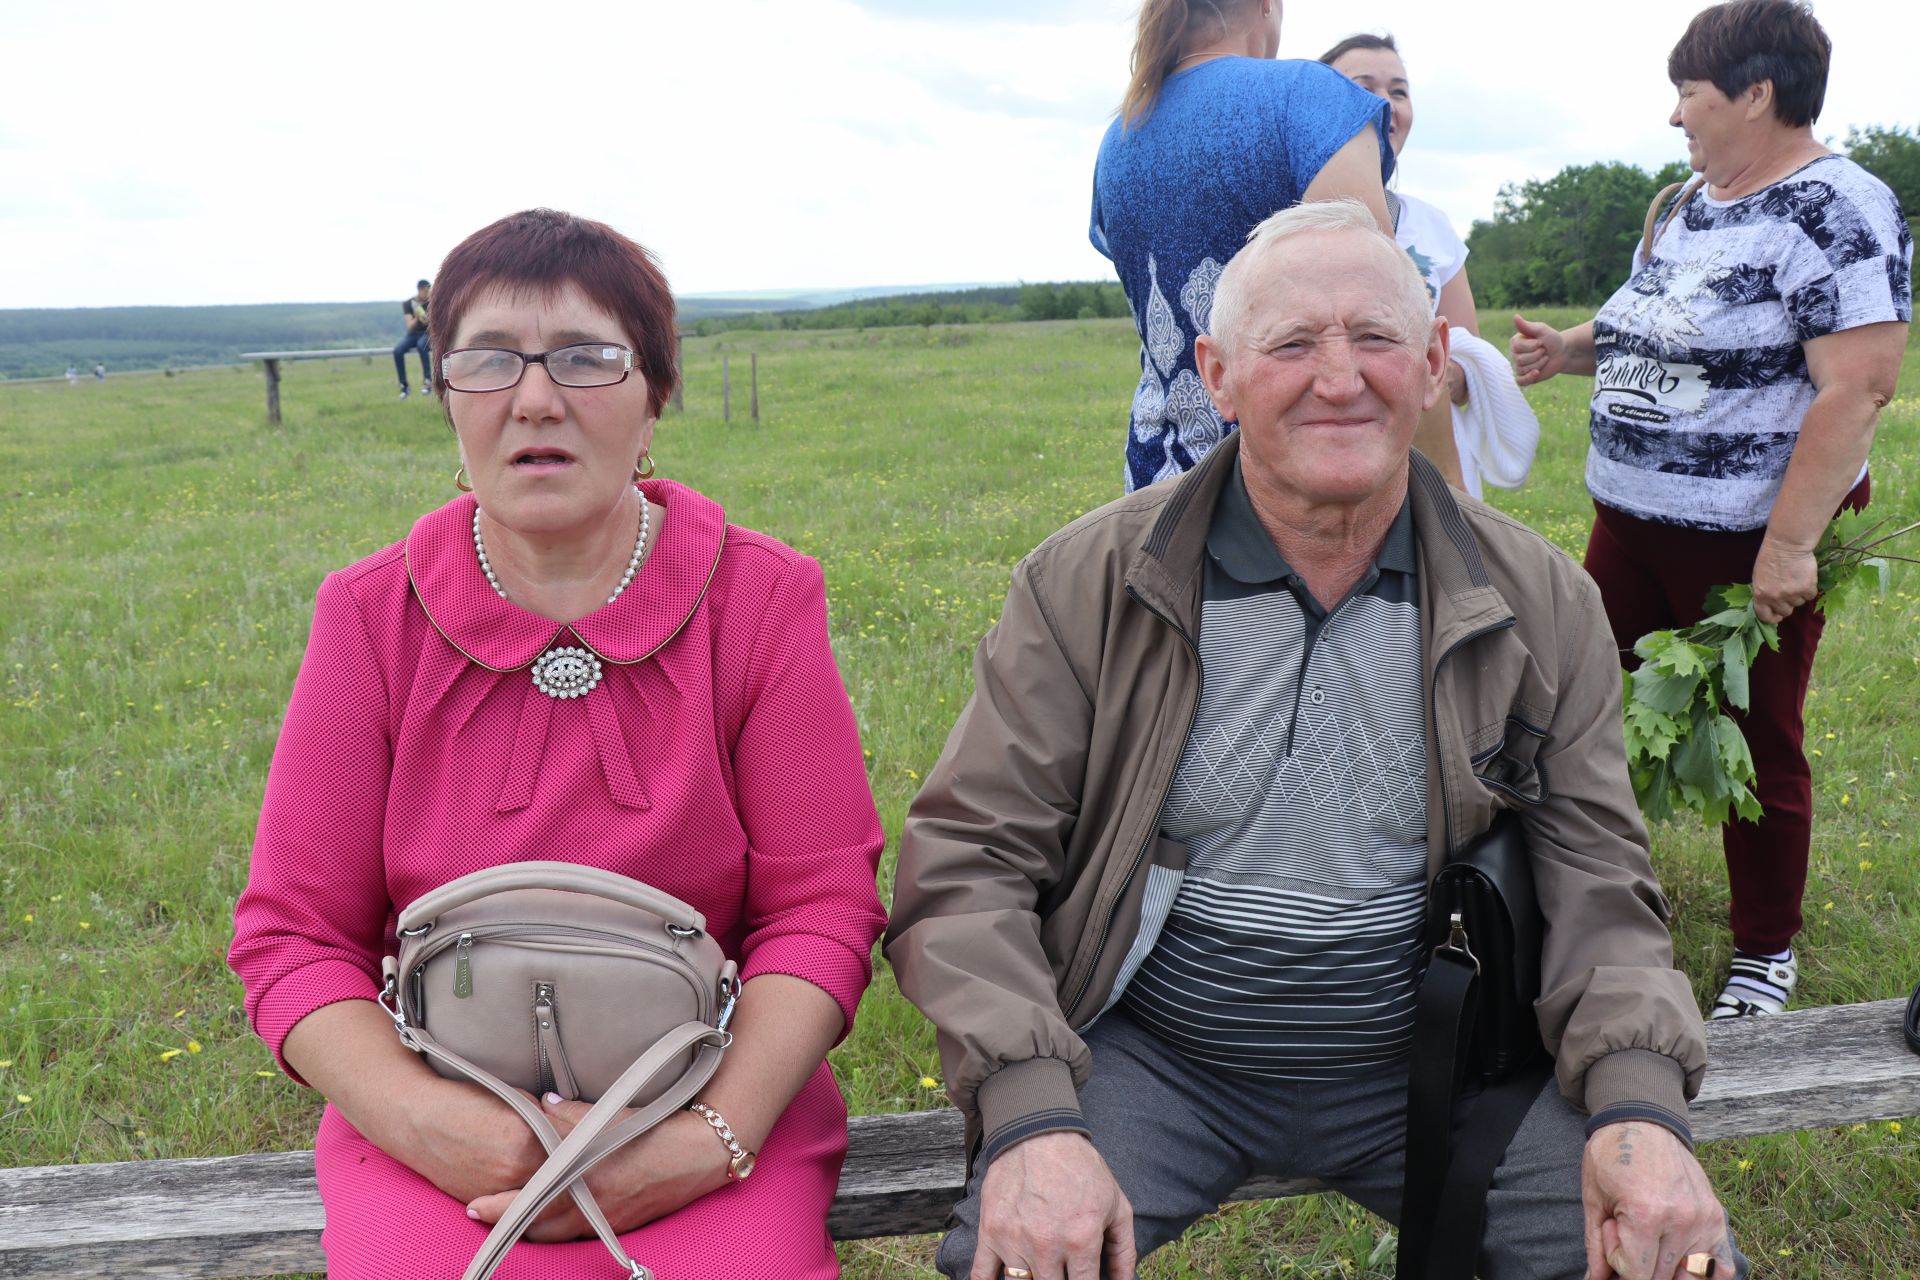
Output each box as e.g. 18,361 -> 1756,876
228,209 -> 887,1280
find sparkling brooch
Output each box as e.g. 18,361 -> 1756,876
530,645 -> 603,699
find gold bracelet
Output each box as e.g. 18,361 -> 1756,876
688,1101 -> 758,1181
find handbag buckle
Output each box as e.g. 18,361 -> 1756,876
377,974 -> 421,1049
717,974 -> 742,1034
1441,910 -> 1480,975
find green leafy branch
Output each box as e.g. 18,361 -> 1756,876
1622,511 -> 1920,827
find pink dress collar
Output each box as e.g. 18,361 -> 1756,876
404,479 -> 727,671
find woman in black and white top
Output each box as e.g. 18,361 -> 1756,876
1512,0 -> 1911,1021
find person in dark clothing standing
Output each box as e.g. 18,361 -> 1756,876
394,279 -> 432,400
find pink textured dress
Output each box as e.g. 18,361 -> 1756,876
229,480 -> 887,1280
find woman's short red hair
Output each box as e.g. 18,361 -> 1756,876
432,209 -> 679,417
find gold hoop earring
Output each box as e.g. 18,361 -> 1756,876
634,451 -> 656,481
454,465 -> 473,493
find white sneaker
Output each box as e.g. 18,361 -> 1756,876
1709,949 -> 1797,1019
397,389 -> 410,400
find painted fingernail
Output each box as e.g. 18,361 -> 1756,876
467,1208 -> 481,1219
543,1092 -> 563,1105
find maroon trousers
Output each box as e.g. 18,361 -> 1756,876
1582,479 -> 1868,954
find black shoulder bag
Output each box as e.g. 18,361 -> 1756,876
1396,812 -> 1555,1280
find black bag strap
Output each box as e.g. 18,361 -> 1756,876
1396,944 -> 1550,1280
1425,1064 -> 1553,1271
1397,947 -> 1478,1280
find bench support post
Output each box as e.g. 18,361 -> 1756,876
263,359 -> 282,425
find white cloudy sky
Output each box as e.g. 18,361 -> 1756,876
0,0 -> 1911,308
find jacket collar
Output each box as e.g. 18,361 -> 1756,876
1128,438 -> 1517,650
405,478 -> 727,672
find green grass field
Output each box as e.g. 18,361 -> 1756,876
2,315 -> 1916,1276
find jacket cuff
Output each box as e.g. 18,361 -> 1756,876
1581,1049 -> 1692,1148
975,1057 -> 1087,1168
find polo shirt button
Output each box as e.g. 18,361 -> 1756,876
1310,686 -> 1325,705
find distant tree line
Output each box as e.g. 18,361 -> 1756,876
1466,124 -> 1919,309
690,281 -> 1130,336
0,302 -> 398,380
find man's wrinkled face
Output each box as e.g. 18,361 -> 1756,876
1199,230 -> 1444,510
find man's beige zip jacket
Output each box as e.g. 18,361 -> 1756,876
885,439 -> 1707,1166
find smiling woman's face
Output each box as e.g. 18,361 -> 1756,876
1330,46 -> 1412,156
448,280 -> 656,547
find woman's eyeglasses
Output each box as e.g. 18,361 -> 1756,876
440,343 -> 642,393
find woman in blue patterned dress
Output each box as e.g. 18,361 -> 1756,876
1091,0 -> 1400,493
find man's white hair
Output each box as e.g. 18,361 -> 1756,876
1207,198 -> 1432,352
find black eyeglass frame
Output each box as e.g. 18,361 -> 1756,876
439,342 -> 644,393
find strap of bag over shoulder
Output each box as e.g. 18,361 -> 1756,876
1640,177 -> 1705,261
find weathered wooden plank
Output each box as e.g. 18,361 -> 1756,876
2,998 -> 1914,1278
0,1151 -> 323,1278
1693,996 -> 1920,1140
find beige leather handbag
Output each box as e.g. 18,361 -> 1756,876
379,861 -> 740,1280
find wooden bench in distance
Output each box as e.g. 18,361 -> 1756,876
239,350 -> 397,425
3,997 -> 1916,1279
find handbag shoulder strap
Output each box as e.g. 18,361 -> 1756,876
1640,178 -> 1704,261
462,1022 -> 728,1280
397,1017 -> 632,1265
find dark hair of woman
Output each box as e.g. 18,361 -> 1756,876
1317,31 -> 1397,66
431,208 -> 680,415
1119,0 -> 1242,126
1667,0 -> 1831,128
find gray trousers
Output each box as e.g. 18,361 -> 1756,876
938,1007 -> 1748,1279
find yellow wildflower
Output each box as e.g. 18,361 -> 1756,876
159,1049 -> 184,1062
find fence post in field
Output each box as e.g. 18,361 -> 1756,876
671,374 -> 684,414
751,353 -> 759,424
723,356 -> 731,424
264,359 -> 283,425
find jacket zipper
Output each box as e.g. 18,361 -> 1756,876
1427,617 -> 1517,861
1060,584 -> 1203,1026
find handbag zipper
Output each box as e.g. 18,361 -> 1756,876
454,932 -> 473,998
532,982 -> 579,1099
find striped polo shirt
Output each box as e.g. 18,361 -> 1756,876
1120,459 -> 1429,1079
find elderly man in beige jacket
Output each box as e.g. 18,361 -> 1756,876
887,200 -> 1745,1280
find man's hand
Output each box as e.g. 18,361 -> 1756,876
1448,359 -> 1469,407
1511,314 -> 1568,386
1581,1122 -> 1733,1280
971,1132 -> 1136,1280
1750,531 -> 1820,624
465,1101 -> 728,1240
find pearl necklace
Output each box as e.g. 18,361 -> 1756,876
472,493 -> 650,700
472,491 -> 649,607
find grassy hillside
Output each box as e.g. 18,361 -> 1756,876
1,315 -> 1915,1276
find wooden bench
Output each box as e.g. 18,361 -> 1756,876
239,350 -> 399,424
3,998 -> 1915,1278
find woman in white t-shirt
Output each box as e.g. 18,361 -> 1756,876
1321,33 -> 1540,499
